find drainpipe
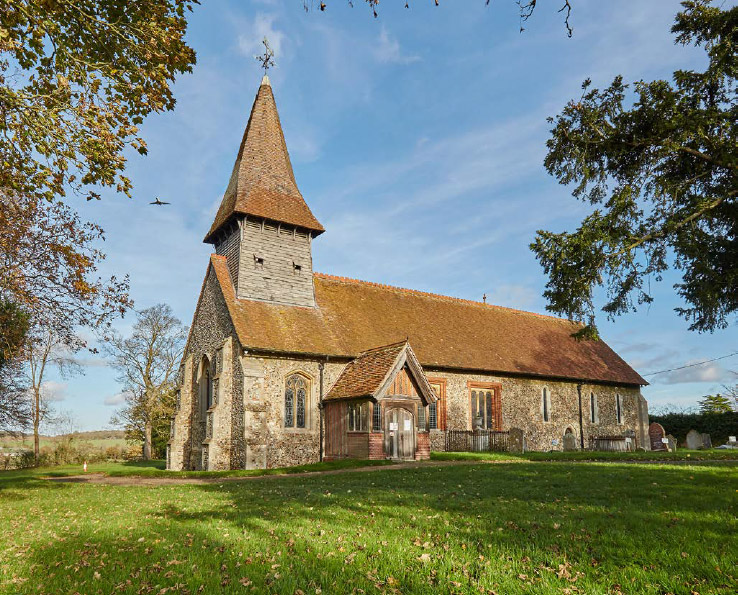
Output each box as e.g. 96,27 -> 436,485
319,360 -> 325,462
577,383 -> 584,449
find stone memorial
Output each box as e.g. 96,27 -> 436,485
686,429 -> 703,450
701,433 -> 712,449
666,434 -> 677,452
562,431 -> 577,451
508,428 -> 525,453
649,422 -> 667,451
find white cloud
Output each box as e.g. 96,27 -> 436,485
659,363 -> 730,386
41,381 -> 68,403
104,392 -> 129,407
374,27 -> 420,65
238,13 -> 287,61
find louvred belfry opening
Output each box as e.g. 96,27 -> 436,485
205,75 -> 324,244
207,76 -> 324,308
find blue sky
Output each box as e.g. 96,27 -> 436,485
42,0 -> 736,431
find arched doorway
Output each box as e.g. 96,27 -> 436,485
385,407 -> 416,460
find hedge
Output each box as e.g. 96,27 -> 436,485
649,411 -> 738,446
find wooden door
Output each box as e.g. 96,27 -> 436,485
385,407 -> 416,460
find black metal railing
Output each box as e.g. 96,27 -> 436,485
445,429 -> 510,452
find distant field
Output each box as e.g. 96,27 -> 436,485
0,431 -> 127,451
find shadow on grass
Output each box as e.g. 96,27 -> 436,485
7,462 -> 736,594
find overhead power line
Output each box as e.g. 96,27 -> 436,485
643,350 -> 738,377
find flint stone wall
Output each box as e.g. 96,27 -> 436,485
168,266 -> 239,471
422,369 -> 647,452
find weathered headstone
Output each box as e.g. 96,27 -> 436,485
508,428 -> 525,453
562,431 -> 577,451
649,422 -> 667,451
686,429 -> 703,450
666,434 -> 677,452
701,433 -> 712,449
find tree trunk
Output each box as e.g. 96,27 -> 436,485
33,387 -> 40,466
143,419 -> 152,460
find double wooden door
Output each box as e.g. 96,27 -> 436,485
385,407 -> 415,460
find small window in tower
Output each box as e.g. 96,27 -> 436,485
293,262 -> 302,275
254,255 -> 264,269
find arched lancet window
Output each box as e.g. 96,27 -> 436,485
285,374 -> 308,429
590,392 -> 599,424
616,394 -> 623,424
200,356 -> 214,413
542,387 -> 551,422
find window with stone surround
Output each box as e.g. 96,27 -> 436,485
284,374 -> 309,429
348,401 -> 370,432
616,394 -> 623,424
200,356 -> 214,414
468,381 -> 502,430
541,387 -> 551,422
590,392 -> 599,423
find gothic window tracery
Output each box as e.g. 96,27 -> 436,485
285,374 -> 309,429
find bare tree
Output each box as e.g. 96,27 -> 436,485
103,304 -> 187,460
24,329 -> 82,465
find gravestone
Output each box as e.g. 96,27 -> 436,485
508,428 -> 525,453
562,431 -> 577,451
686,429 -> 703,450
666,434 -> 677,452
701,433 -> 712,449
649,422 -> 667,451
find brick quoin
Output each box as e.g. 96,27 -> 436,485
415,433 -> 430,461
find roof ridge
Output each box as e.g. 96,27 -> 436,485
314,272 -> 575,325
358,340 -> 408,356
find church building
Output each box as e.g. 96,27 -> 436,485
167,76 -> 649,471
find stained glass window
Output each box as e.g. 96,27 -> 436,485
285,374 -> 309,428
284,382 -> 294,428
296,378 -> 306,429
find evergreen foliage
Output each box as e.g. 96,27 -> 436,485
532,1 -> 737,338
650,410 -> 738,445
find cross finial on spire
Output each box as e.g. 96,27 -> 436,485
255,37 -> 276,74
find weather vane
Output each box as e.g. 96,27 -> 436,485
255,37 -> 276,73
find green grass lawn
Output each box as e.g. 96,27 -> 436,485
432,449 -> 738,463
1,459 -> 736,594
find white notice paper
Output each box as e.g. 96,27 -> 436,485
389,422 -> 398,431
551,439 -> 559,446
730,436 -> 737,442
662,437 -> 669,444
404,419 -> 412,431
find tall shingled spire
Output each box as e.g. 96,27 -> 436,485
204,76 -> 324,243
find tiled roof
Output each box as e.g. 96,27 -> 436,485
204,76 -> 324,243
325,341 -> 408,401
209,256 -> 647,386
